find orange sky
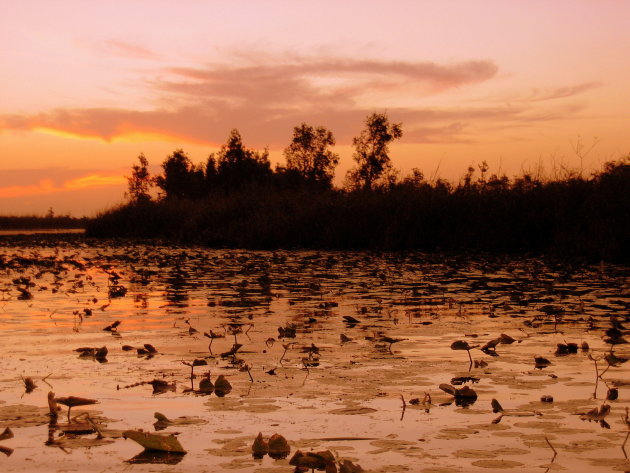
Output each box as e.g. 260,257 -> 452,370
1,0 -> 629,215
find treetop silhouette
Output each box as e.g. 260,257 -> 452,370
346,112 -> 403,191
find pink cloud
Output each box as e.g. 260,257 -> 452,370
0,54 -> 599,148
525,82 -> 603,102
100,40 -> 160,60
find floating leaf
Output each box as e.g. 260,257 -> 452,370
439,383 -> 457,396
0,427 -> 14,441
126,450 -> 185,464
481,338 -> 500,353
540,305 -> 564,316
451,340 -> 472,351
103,320 -> 121,332
451,376 -> 480,385
290,450 -> 337,473
123,430 -> 186,453
154,412 -> 169,423
199,373 -> 213,393
252,432 -> 268,458
439,384 -> 477,405
339,459 -> 364,473
220,344 -> 243,358
0,445 -> 13,456
22,377 -> 37,393
268,433 -> 290,459
54,395 -> 99,421
59,423 -> 96,435
491,399 -> 504,413
580,403 -> 611,423
214,375 -> 232,396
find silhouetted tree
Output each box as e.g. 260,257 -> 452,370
204,155 -> 218,192
127,153 -> 152,203
283,123 -> 339,187
155,149 -> 205,199
399,168 -> 425,190
346,112 -> 403,191
216,129 -> 271,189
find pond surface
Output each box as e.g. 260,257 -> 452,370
0,236 -> 629,472
0,229 -> 85,236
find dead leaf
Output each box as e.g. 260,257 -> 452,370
123,429 -> 187,453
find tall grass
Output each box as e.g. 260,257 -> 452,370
86,158 -> 630,262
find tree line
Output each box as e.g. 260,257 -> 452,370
127,112 -> 403,202
89,111 -> 630,262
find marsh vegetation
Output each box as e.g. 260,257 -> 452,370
0,236 -> 629,472
86,114 -> 630,262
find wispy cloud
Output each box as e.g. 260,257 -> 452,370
93,39 -> 160,61
161,57 -> 499,106
0,54 -> 599,147
525,82 -> 603,102
0,171 -> 125,199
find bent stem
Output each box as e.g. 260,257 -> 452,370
400,394 -> 407,421
622,431 -> 630,460
544,436 -> 557,460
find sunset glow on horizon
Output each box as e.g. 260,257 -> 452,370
2,0 -> 629,215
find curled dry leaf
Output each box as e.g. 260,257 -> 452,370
451,340 -> 474,351
214,375 -> 231,391
123,430 -> 186,453
53,395 -> 99,422
439,384 -> 477,399
221,344 -> 243,358
0,427 -> 14,442
23,377 -> 37,393
199,373 -> 213,393
290,449 -> 337,473
252,432 -> 268,457
580,404 -> 611,422
153,412 -> 205,430
439,383 -> 457,396
491,399 -> 504,413
339,459 -> 364,473
268,433 -> 290,459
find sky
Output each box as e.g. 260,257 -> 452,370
1,0 -> 629,216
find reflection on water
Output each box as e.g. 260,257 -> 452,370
0,236 -> 629,472
126,450 -> 186,464
0,228 -> 85,236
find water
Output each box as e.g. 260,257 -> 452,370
0,236 -> 629,472
0,229 -> 84,236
